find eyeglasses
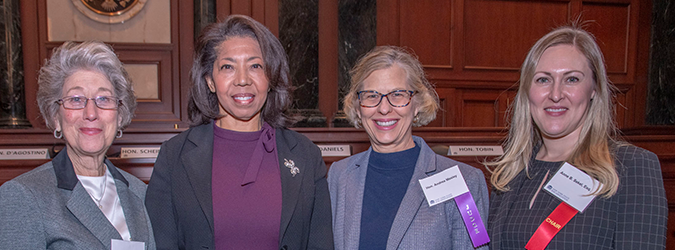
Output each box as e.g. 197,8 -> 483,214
357,90 -> 416,108
56,95 -> 122,110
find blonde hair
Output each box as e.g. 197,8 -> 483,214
487,26 -> 623,197
343,46 -> 439,128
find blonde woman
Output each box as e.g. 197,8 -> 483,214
329,46 -> 489,250
487,26 -> 667,249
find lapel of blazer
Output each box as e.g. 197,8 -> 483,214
66,184 -> 122,249
276,128 -> 303,240
52,149 -> 120,249
182,123 -> 215,232
342,150 -> 370,250
111,174 -> 150,243
386,137 -> 435,250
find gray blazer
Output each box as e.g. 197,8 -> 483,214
328,136 -> 490,250
0,148 -> 156,250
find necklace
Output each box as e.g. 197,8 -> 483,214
91,169 -> 108,209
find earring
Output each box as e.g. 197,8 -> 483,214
116,130 -> 123,138
53,130 -> 63,139
413,114 -> 420,123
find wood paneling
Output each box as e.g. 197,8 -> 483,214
377,0 -> 646,130
216,0 -> 279,36
116,46 -> 179,123
16,0 -> 193,132
463,0 -> 569,70
399,0 -> 453,67
582,2 -> 631,75
6,0 -> 670,244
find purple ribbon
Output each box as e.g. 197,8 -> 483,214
455,191 -> 490,247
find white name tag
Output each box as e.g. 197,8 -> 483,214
0,148 -> 50,160
544,162 -> 602,212
111,239 -> 145,250
418,166 -> 469,207
317,145 -> 351,157
120,147 -> 161,159
448,146 -> 504,156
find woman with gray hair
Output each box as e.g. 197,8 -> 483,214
0,41 -> 155,249
328,46 -> 490,249
145,15 -> 332,250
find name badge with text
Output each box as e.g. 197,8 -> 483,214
544,162 -> 602,212
111,239 -> 145,250
418,165 -> 469,207
419,165 -> 490,247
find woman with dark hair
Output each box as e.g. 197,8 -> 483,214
0,41 -> 155,249
145,15 -> 333,250
487,26 -> 667,249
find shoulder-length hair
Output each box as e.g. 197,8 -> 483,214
36,41 -> 137,131
343,46 -> 439,128
487,26 -> 622,197
188,14 -> 293,128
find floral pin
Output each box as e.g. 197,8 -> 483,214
284,159 -> 299,177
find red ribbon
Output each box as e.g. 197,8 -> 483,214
525,202 -> 578,250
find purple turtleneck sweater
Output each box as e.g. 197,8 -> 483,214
211,122 -> 282,250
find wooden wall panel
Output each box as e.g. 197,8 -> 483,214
116,48 -> 180,124
216,0 -> 279,36
458,90 -> 512,127
463,0 -> 569,70
463,100 -> 497,127
613,85 -> 634,128
399,0 -> 453,67
433,88 -> 456,127
582,3 -> 631,75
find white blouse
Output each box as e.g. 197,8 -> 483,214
77,167 -> 131,241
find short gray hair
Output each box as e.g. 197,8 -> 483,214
37,41 -> 137,131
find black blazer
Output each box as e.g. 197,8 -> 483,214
488,145 -> 667,249
145,122 -> 333,250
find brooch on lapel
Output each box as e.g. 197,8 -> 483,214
284,159 -> 299,177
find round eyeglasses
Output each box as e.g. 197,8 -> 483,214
357,90 -> 416,108
56,95 -> 122,110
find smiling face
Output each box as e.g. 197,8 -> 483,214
56,70 -> 120,159
529,44 -> 596,141
357,64 -> 418,153
207,36 -> 269,131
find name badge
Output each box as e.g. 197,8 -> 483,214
111,239 -> 145,250
544,162 -> 602,212
419,165 -> 490,247
418,165 -> 469,207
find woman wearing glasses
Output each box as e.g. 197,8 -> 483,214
0,41 -> 155,249
328,46 -> 490,249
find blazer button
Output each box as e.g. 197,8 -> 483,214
280,246 -> 288,250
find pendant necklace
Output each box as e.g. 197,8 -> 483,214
92,170 -> 107,209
